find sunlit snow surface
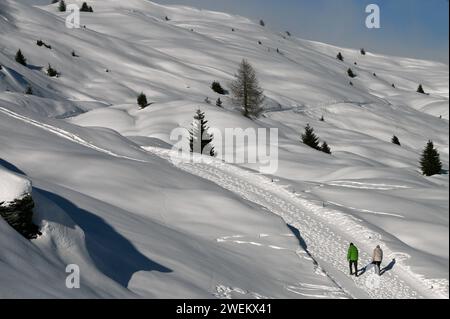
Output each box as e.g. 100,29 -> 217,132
0,0 -> 448,299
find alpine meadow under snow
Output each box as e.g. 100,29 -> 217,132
0,0 -> 448,299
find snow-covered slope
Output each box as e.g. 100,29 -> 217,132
0,167 -> 31,204
0,0 -> 448,299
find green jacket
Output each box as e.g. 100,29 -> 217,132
347,245 -> 359,261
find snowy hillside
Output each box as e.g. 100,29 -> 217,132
0,0 -> 448,299
0,167 -> 31,204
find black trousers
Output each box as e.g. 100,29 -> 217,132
349,261 -> 358,276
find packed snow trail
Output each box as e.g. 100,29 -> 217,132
145,147 -> 448,299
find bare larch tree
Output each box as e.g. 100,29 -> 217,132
230,59 -> 265,118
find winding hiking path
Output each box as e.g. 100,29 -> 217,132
145,147 -> 447,299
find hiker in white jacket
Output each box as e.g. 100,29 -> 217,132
372,245 -> 383,276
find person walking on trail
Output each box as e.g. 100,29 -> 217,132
347,243 -> 359,277
372,245 -> 383,276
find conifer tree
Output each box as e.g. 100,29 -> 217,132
420,141 -> 442,176
189,109 -> 215,156
417,84 -> 426,94
392,135 -> 401,146
15,49 -> 27,66
59,0 -> 66,12
301,124 -> 320,150
347,68 -> 356,78
320,141 -> 332,154
137,92 -> 148,108
211,81 -> 226,95
337,52 -> 344,61
216,98 -> 223,107
80,2 -> 93,12
46,64 -> 58,77
230,59 -> 265,118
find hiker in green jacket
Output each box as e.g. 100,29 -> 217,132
347,243 -> 359,277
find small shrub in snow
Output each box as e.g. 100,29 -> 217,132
336,52 -> 344,61
58,0 -> 66,12
204,97 -> 211,104
420,140 -> 442,176
347,68 -> 356,78
211,81 -> 226,95
25,86 -> 33,95
165,16 -> 170,21
259,19 -> 265,27
360,48 -> 366,55
15,49 -> 27,66
320,115 -> 325,122
417,84 -> 426,94
137,92 -> 148,109
216,98 -> 223,107
46,64 -> 59,77
80,2 -> 94,12
37,40 -> 51,49
392,135 -> 401,146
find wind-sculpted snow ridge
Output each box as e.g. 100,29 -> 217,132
0,107 -> 147,163
0,167 -> 31,204
145,147 -> 449,299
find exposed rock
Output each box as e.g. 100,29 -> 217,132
0,195 -> 41,240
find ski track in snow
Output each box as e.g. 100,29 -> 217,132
1,107 -> 446,299
214,285 -> 270,299
285,282 -> 349,299
326,201 -> 405,219
327,181 -> 411,190
216,234 -> 295,251
0,107 -> 147,163
145,147 -> 449,299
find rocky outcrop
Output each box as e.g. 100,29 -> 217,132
0,195 -> 41,239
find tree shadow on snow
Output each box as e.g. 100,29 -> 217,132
287,224 -> 322,268
27,65 -> 44,71
287,224 -> 308,251
36,188 -> 172,288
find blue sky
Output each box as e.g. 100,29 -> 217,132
154,0 -> 449,63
